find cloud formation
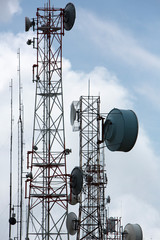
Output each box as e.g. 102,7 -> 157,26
0,0 -> 21,22
78,9 -> 160,71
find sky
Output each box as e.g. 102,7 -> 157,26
0,0 -> 160,239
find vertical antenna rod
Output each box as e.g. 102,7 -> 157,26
9,79 -> 13,239
17,48 -> 23,240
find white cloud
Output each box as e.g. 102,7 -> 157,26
0,31 -> 160,239
110,194 -> 160,240
0,0 -> 21,22
78,9 -> 160,71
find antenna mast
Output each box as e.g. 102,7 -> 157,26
17,48 -> 23,240
78,95 -> 108,239
25,2 -> 76,239
9,79 -> 13,239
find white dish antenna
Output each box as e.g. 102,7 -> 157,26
64,3 -> 76,31
66,212 -> 78,235
123,223 -> 143,240
70,101 -> 80,131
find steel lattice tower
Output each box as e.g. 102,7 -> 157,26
76,96 -> 108,240
25,1 -> 74,239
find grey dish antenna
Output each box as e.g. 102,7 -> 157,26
103,108 -> 138,152
66,212 -> 78,235
70,102 -> 77,126
70,167 -> 83,195
25,17 -> 35,32
123,224 -> 143,240
64,3 -> 76,31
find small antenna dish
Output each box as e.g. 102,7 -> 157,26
66,212 -> 78,235
9,215 -> 16,225
103,108 -> 138,152
70,167 -> 83,195
123,223 -> 143,240
64,3 -> 76,31
70,102 -> 76,126
25,17 -> 35,32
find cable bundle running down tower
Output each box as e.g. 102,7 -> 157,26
25,1 -> 76,239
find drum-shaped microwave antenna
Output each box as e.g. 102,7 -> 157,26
70,167 -> 83,195
64,3 -> 76,31
103,108 -> 138,152
70,102 -> 77,126
66,212 -> 78,235
25,17 -> 35,32
123,223 -> 143,240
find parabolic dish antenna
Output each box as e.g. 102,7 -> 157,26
64,3 -> 76,31
123,223 -> 143,240
70,102 -> 77,126
9,217 -> 16,225
103,108 -> 138,152
25,17 -> 35,32
66,212 -> 77,235
25,17 -> 32,32
70,167 -> 83,195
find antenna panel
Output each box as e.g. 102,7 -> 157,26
124,223 -> 143,240
103,108 -> 138,152
70,101 -> 80,131
64,3 -> 76,31
70,167 -> 83,195
66,212 -> 78,235
107,217 -> 116,233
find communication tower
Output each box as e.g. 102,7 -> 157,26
77,96 -> 107,239
69,94 -> 142,240
25,1 -> 76,239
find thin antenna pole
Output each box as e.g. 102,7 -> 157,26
88,79 -> 90,97
9,79 -> 13,239
48,0 -> 50,8
17,48 -> 23,240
